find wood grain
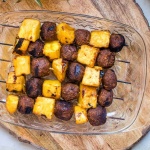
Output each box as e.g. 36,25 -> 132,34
0,0 -> 150,150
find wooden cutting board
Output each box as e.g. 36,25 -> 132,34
0,0 -> 150,149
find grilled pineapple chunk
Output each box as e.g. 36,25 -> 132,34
6,72 -> 25,92
78,84 -> 97,109
52,58 -> 68,82
13,38 -> 30,55
82,66 -> 102,87
33,97 -> 55,119
57,23 -> 75,44
18,18 -> 41,42
90,30 -> 110,48
6,95 -> 19,114
42,80 -> 61,99
74,106 -> 88,124
43,41 -> 61,60
13,56 -> 30,76
77,45 -> 99,67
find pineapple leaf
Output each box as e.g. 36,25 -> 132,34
34,0 -> 42,7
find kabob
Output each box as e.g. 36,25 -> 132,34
6,18 -> 125,126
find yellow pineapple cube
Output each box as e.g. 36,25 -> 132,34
52,58 -> 68,82
6,72 -> 25,92
43,41 -> 61,60
42,80 -> 61,99
6,95 -> 19,114
13,38 -> 30,55
82,66 -> 102,87
13,56 -> 30,76
78,84 -> 97,109
77,45 -> 99,67
90,30 -> 110,48
57,22 -> 75,44
74,105 -> 88,124
33,97 -> 55,119
18,18 -> 41,42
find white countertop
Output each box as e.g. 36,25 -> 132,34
0,0 -> 149,150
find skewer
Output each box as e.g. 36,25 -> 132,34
117,80 -> 131,84
0,24 -> 19,28
107,116 -> 125,120
0,42 -> 13,46
116,60 -> 130,64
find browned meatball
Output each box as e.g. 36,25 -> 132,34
96,49 -> 115,68
26,77 -> 43,98
75,29 -> 90,45
54,100 -> 74,121
61,45 -> 77,61
61,83 -> 79,101
98,89 -> 113,107
67,62 -> 85,82
102,69 -> 117,90
31,57 -> 50,77
28,39 -> 44,57
40,22 -> 57,41
17,95 -> 34,114
87,105 -> 107,126
110,34 -> 125,52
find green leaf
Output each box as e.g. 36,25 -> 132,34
34,0 -> 42,7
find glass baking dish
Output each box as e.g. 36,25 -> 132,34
0,10 -> 146,134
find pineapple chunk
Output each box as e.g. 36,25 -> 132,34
74,106 -> 88,124
43,41 -> 61,60
6,95 -> 19,114
18,18 -> 41,42
6,72 -> 25,92
13,56 -> 30,76
13,38 -> 30,55
82,66 -> 102,87
78,84 -> 97,109
52,58 -> 68,82
90,30 -> 110,48
42,80 -> 61,99
33,97 -> 55,119
57,22 -> 75,44
77,45 -> 99,67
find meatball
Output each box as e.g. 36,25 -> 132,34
31,57 -> 50,77
75,29 -> 90,45
102,69 -> 117,90
17,95 -> 34,114
40,22 -> 57,41
61,45 -> 77,61
110,34 -> 125,52
28,39 -> 44,57
61,83 -> 79,101
26,77 -> 43,98
87,105 -> 107,126
96,49 -> 115,68
67,62 -> 85,82
54,100 -> 74,121
98,89 -> 113,107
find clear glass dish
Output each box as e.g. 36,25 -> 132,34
0,10 -> 146,134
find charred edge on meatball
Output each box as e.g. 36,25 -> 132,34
17,95 -> 34,114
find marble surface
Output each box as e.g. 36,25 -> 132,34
0,0 -> 149,150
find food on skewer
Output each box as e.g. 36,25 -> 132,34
75,29 -> 91,45
54,100 -> 74,121
67,62 -> 85,82
40,22 -> 57,41
60,44 -> 77,61
31,57 -> 50,77
96,49 -> 115,68
6,72 -> 25,92
28,39 -> 44,57
17,95 -> 34,114
98,88 -> 113,107
26,77 -> 43,98
61,83 -> 79,101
